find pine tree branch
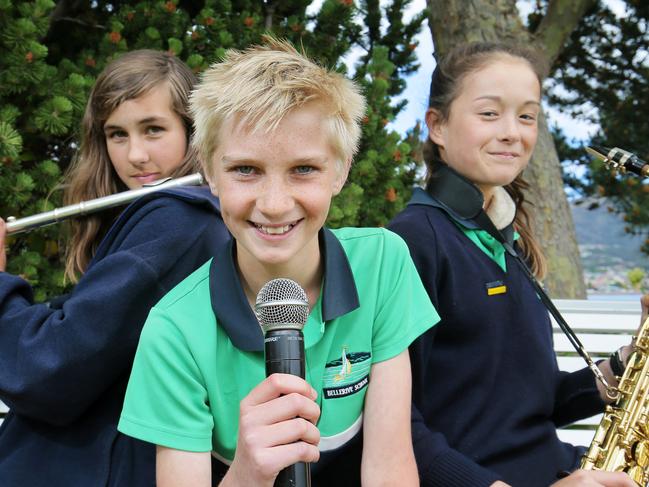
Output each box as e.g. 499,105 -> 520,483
54,17 -> 106,30
49,0 -> 74,25
533,0 -> 597,67
264,1 -> 275,30
46,0 -> 104,41
49,0 -> 102,29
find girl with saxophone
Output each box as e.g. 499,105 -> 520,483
389,42 -> 641,487
0,50 -> 229,487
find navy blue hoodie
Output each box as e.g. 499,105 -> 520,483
389,188 -> 604,487
0,186 -> 229,487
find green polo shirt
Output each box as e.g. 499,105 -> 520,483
460,226 -> 520,272
118,227 -> 438,461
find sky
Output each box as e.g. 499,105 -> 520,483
389,0 -> 628,141
303,0 -> 629,142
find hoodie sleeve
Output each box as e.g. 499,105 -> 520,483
0,196 -> 227,425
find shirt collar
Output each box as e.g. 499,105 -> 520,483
484,186 -> 516,231
407,163 -> 516,244
209,227 -> 360,352
408,187 -> 481,230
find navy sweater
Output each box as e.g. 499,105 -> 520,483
388,189 -> 605,487
0,186 -> 230,487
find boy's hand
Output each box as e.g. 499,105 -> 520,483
222,373 -> 320,487
550,470 -> 637,486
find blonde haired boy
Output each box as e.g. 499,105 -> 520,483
119,38 -> 438,487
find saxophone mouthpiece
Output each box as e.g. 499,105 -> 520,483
586,145 -> 649,178
585,145 -> 612,162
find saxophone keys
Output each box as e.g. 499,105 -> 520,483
624,465 -> 644,486
632,440 -> 649,468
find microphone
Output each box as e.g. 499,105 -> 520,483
586,145 -> 649,178
255,278 -> 311,487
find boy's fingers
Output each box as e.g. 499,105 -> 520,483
264,418 -> 320,447
267,441 -> 320,467
241,417 -> 320,451
241,391 -> 321,430
242,373 -> 317,407
259,397 -> 321,429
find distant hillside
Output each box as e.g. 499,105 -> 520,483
570,201 -> 648,292
571,205 -> 649,267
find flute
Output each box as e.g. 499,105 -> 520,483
5,172 -> 205,235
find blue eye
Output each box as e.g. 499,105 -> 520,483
236,166 -> 255,175
295,165 -> 314,175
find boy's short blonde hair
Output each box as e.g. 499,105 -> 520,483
190,38 -> 366,180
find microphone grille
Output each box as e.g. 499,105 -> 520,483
255,278 -> 309,333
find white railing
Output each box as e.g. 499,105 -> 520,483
553,298 -> 640,446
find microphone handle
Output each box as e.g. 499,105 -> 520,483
265,329 -> 306,377
264,329 -> 311,487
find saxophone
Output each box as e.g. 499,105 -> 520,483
580,315 -> 649,485
580,145 -> 649,484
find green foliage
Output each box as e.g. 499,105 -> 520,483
628,267 -> 646,291
0,0 -> 425,300
0,0 -> 72,300
539,1 -> 649,254
0,121 -> 23,160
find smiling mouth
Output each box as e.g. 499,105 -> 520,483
489,152 -> 520,158
253,221 -> 300,235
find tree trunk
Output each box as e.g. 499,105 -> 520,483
426,0 -> 590,297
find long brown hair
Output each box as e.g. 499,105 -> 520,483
63,50 -> 199,282
423,42 -> 549,279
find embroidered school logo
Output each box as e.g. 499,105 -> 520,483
334,346 -> 352,382
323,347 -> 371,399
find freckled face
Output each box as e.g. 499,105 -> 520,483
210,103 -> 348,278
104,83 -> 187,189
427,57 -> 541,200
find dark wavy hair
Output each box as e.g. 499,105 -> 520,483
423,41 -> 549,279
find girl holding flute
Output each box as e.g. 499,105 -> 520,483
388,42 -> 641,487
0,50 -> 229,487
